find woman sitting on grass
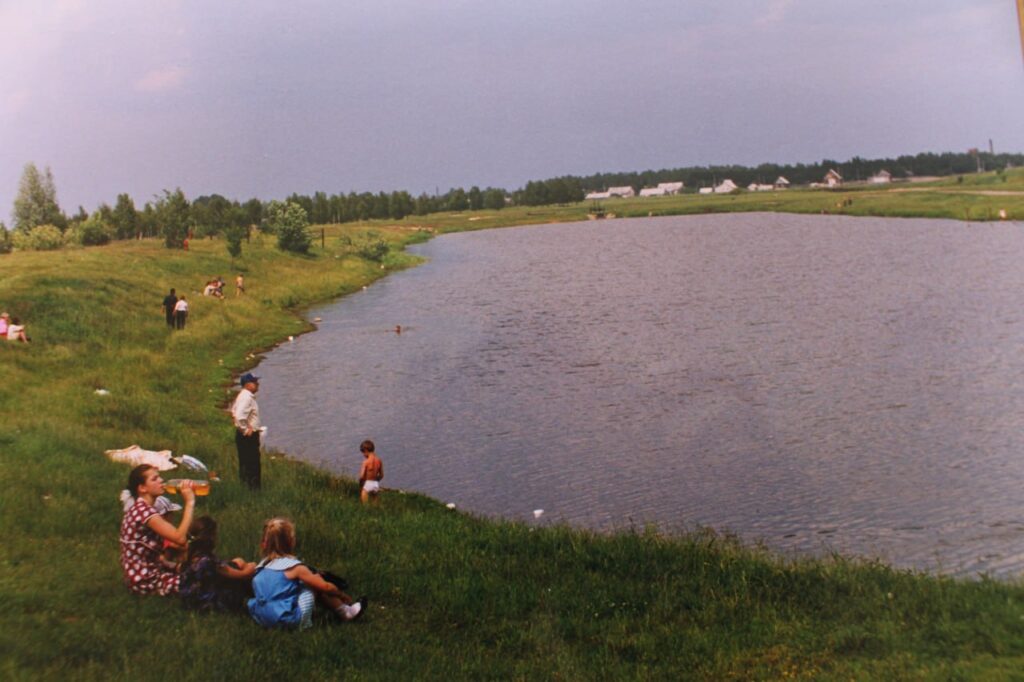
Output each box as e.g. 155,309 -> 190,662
6,316 -> 28,342
180,516 -> 257,612
248,517 -> 365,630
119,465 -> 195,596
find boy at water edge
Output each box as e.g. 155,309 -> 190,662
358,440 -> 383,504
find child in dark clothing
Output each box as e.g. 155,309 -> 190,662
179,516 -> 256,612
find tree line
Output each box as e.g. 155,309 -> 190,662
4,149 -> 1022,254
573,150 -> 1024,192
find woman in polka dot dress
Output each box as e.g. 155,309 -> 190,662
120,464 -> 196,595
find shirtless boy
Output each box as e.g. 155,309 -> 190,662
358,440 -> 383,504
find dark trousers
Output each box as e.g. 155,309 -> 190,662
165,312 -> 174,328
236,429 -> 261,489
175,311 -> 187,330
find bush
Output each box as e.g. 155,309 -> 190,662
265,200 -> 312,254
12,224 -> 65,251
0,227 -> 12,255
67,215 -> 114,246
358,239 -> 389,262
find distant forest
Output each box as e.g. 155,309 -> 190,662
567,150 -> 1024,195
6,150 -> 1023,253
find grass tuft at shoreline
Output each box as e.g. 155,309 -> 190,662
3,203 -> 1024,680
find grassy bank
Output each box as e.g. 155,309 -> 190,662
3,210 -> 1024,680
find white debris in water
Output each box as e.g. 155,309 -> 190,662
288,336 -> 294,341
533,509 -> 544,518
313,317 -> 322,322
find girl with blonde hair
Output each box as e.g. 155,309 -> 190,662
248,517 -> 366,629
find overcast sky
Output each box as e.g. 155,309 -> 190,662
1,0 -> 1022,216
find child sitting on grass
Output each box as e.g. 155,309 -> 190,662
248,517 -> 366,630
179,515 -> 257,613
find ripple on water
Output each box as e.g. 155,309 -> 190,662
258,214 -> 1024,578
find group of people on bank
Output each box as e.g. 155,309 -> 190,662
161,275 -> 246,330
119,465 -> 366,628
0,311 -> 29,342
118,366 -> 384,630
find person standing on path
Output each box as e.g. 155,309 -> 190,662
232,372 -> 262,490
173,295 -> 189,330
162,289 -> 178,328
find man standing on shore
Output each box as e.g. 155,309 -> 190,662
232,372 -> 262,490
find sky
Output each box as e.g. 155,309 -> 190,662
1,0 -> 1023,217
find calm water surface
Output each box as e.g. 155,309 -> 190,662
258,213 -> 1024,577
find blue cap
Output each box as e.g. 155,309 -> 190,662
240,372 -> 260,386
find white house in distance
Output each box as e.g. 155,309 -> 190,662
868,169 -> 892,184
639,181 -> 684,198
585,191 -> 611,200
698,187 -> 714,195
607,186 -> 636,198
824,169 -> 843,187
746,183 -> 774,192
774,176 -> 790,189
713,179 -> 739,193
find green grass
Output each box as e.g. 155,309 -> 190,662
378,167 -> 1024,233
3,207 -> 1024,680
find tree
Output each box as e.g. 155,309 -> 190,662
446,188 -> 469,211
389,191 -> 414,220
190,194 -> 230,239
483,188 -> 506,210
265,200 -> 312,253
0,222 -> 12,254
156,189 -> 191,248
468,186 -> 483,211
139,203 -> 159,238
242,198 -> 263,231
225,224 -> 244,261
12,163 -> 66,232
110,194 -> 139,240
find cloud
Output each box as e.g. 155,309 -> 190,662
756,0 -> 796,27
6,89 -> 31,115
135,66 -> 187,93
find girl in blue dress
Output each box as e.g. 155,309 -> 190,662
248,517 -> 366,629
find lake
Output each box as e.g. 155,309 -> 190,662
257,213 -> 1024,578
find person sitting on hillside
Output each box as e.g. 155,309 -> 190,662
6,316 -> 28,342
0,312 -> 9,338
248,517 -> 365,629
179,515 -> 257,612
119,465 -> 196,596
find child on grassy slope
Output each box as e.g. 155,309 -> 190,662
248,517 -> 365,630
180,515 -> 257,613
358,439 -> 383,504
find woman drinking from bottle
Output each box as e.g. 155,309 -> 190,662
119,464 -> 195,595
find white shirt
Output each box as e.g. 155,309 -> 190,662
231,387 -> 261,432
174,299 -> 189,313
